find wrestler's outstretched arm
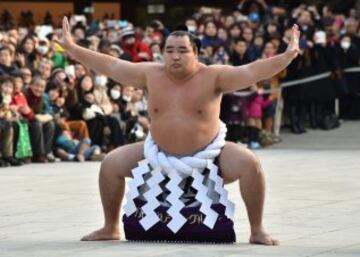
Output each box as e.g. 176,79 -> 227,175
214,24 -> 300,93
58,17 -> 148,89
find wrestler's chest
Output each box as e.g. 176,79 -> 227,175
147,80 -> 217,112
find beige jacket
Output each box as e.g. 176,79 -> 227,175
93,86 -> 113,115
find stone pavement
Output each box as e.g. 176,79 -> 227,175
1,121 -> 360,257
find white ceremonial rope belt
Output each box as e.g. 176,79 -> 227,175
124,121 -> 235,233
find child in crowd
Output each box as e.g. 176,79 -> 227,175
11,73 -> 34,120
55,128 -> 103,162
245,85 -> 272,149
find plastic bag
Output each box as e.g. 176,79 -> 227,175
15,120 -> 33,159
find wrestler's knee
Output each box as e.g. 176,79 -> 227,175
99,148 -> 122,177
100,144 -> 141,178
99,152 -> 114,178
221,142 -> 263,182
242,149 -> 263,177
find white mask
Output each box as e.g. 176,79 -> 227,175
122,95 -> 131,102
110,89 -> 121,100
340,41 -> 351,50
314,31 -> 326,44
95,75 -> 108,87
187,25 -> 197,33
37,46 -> 49,55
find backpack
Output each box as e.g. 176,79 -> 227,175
319,114 -> 340,130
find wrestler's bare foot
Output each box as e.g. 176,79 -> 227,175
80,227 -> 120,241
249,229 -> 279,246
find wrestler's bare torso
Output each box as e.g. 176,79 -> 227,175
146,64 -> 222,155
62,17 -> 298,157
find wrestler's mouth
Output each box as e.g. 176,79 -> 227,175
171,63 -> 181,68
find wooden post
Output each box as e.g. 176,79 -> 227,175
274,87 -> 283,138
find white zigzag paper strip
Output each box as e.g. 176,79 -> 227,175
165,170 -> 186,233
139,167 -> 165,230
207,160 -> 235,220
191,168 -> 219,229
124,160 -> 150,216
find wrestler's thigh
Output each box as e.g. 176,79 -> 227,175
102,142 -> 144,178
219,142 -> 260,184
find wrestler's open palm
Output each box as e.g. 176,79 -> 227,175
58,17 -> 75,50
286,24 -> 301,59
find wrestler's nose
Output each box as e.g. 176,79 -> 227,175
172,52 -> 180,60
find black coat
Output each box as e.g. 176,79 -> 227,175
229,52 -> 252,66
310,45 -> 336,101
0,64 -> 19,76
339,44 -> 360,94
283,48 -> 314,101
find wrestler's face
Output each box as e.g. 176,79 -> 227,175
164,36 -> 197,76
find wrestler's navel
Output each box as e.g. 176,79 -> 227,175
153,108 -> 159,113
197,109 -> 203,115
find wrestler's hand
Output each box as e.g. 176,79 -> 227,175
285,24 -> 300,60
57,17 -> 76,52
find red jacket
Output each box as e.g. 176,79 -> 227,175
121,39 -> 152,62
11,91 -> 34,120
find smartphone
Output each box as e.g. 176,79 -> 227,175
299,39 -> 307,49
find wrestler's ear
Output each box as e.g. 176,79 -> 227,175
194,37 -> 202,56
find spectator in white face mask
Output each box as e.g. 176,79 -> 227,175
185,17 -> 198,34
93,74 -> 112,115
93,74 -> 125,150
107,83 -> 127,132
36,38 -> 50,57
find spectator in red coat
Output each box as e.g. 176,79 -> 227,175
120,29 -> 152,62
10,74 -> 34,120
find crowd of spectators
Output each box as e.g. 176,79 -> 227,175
0,0 -> 359,167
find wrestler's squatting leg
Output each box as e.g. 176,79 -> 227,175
81,141 -> 278,245
81,142 -> 144,241
219,142 -> 279,245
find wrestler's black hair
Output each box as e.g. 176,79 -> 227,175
167,29 -> 202,54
